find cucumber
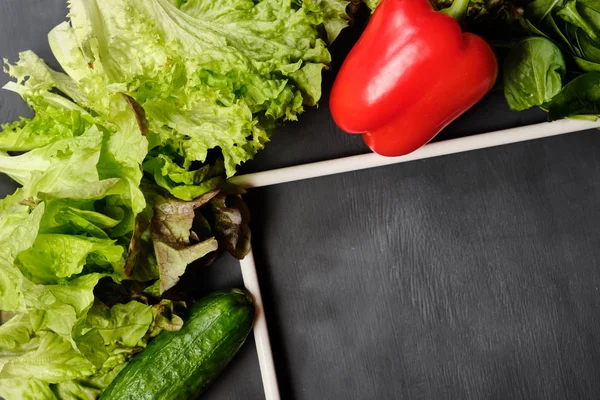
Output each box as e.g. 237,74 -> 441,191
100,288 -> 255,400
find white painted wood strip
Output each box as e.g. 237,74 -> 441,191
230,120 -> 600,189
237,118 -> 600,399
240,249 -> 281,400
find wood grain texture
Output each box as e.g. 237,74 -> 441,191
2,2 -> 600,400
247,131 -> 600,400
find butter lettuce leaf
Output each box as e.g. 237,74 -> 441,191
0,298 -> 157,398
21,274 -> 104,338
0,205 -> 45,312
82,301 -> 153,348
0,378 -> 57,400
0,332 -> 96,383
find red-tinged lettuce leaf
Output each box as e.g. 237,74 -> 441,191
125,185 -> 220,293
125,183 -> 252,295
147,299 -> 184,337
153,238 -> 218,293
151,188 -> 220,294
151,189 -> 220,244
205,193 -> 251,260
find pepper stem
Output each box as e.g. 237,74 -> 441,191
440,0 -> 471,24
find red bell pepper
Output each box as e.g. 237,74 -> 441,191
329,0 -> 498,156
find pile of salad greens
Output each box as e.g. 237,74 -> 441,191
5,0 -> 598,397
0,0 -> 353,398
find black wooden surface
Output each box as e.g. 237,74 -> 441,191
2,1 -> 600,400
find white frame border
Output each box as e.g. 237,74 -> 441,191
235,119 -> 600,400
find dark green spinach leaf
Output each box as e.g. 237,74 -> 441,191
558,0 -> 600,42
504,37 -> 566,110
573,26 -> 600,61
574,55 -> 600,69
547,71 -> 600,119
527,0 -> 565,23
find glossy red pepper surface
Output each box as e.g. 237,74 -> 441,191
330,0 -> 498,156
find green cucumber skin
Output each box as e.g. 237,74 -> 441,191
100,288 -> 255,400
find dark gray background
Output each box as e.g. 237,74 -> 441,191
2,1 -> 600,399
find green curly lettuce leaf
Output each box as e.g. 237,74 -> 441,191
48,0 -> 338,176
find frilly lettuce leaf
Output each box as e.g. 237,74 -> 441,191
207,192 -> 251,260
2,52 -> 148,218
0,332 -> 96,383
0,313 -> 33,351
50,357 -> 126,400
21,273 -> 104,338
1,52 -> 96,152
0,378 -> 58,400
143,154 -> 243,201
0,299 -> 160,399
16,236 -> 124,284
39,195 -> 123,240
0,128 -> 103,191
0,205 -> 45,312
48,0 -> 336,176
0,46 -> 153,398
